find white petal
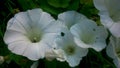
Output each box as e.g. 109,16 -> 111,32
70,20 -> 97,47
92,42 -> 106,51
71,20 -> 107,51
109,23 -> 120,38
54,29 -> 75,49
23,41 -> 51,61
23,43 -> 42,60
113,58 -> 120,68
93,0 -> 107,11
27,8 -> 43,24
37,12 -> 55,30
74,38 -> 91,48
94,0 -> 120,13
66,47 -> 88,67
31,61 -> 39,68
104,0 -> 120,17
67,56 -> 82,67
70,19 -> 97,38
107,36 -> 120,68
41,33 -> 61,48
92,26 -> 107,51
98,13 -> 114,28
106,43 -> 116,59
75,47 -> 88,58
27,8 -> 55,30
44,21 -> 66,33
4,30 -> 29,44
58,11 -> 87,28
38,41 -> 52,59
8,40 -> 29,55
6,12 -> 30,34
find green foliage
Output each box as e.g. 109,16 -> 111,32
9,54 -> 33,68
17,0 -> 37,11
35,0 -> 64,16
79,0 -> 99,18
67,0 -> 80,10
80,49 -> 116,68
47,0 -> 70,8
44,59 -> 71,68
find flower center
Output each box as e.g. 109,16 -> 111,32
28,33 -> 41,43
31,37 -> 40,43
81,33 -> 95,44
65,45 -> 75,55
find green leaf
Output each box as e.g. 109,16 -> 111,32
9,53 -> 33,68
17,0 -> 36,11
67,0 -> 80,10
47,0 -> 71,8
44,59 -> 71,68
36,0 -> 64,16
79,0 -> 98,18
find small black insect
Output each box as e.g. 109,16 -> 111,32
93,28 -> 96,31
61,32 -> 65,36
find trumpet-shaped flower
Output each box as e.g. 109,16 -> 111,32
4,8 -> 62,60
54,29 -> 88,67
57,10 -> 107,51
57,11 -> 87,29
93,0 -> 120,38
70,19 -> 108,51
106,36 -> 120,68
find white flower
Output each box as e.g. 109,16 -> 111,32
0,56 -> 4,64
70,19 -> 108,51
54,29 -> 88,67
4,8 -> 62,60
57,11 -> 87,29
106,36 -> 120,68
93,0 -> 120,38
57,10 -> 107,51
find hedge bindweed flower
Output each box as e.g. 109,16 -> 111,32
70,19 -> 108,51
4,8 -> 62,60
57,11 -> 87,29
93,0 -> 120,38
106,36 -> 120,68
57,10 -> 107,51
54,29 -> 88,67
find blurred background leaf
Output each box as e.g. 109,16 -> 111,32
47,0 -> 70,8
17,0 -> 37,11
9,54 -> 33,68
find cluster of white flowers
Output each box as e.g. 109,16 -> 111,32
3,8 -> 108,67
3,0 -> 120,67
94,0 -> 120,68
